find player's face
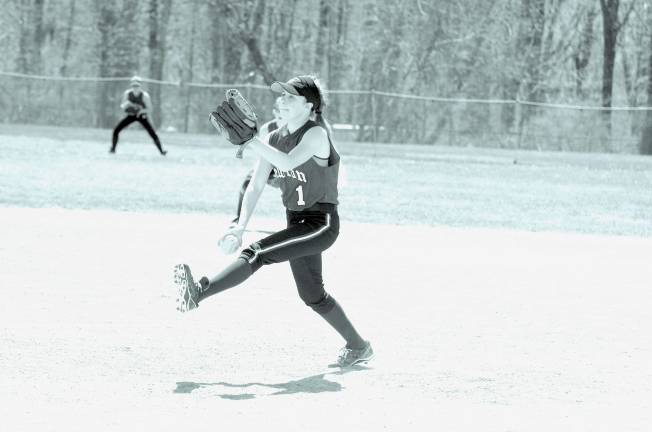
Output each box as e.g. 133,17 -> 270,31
131,84 -> 141,95
277,91 -> 311,121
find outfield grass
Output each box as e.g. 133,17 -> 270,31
1,123 -> 650,236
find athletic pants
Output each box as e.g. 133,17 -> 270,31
111,115 -> 163,153
200,203 -> 364,347
244,203 -> 339,305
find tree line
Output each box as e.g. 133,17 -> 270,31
1,0 -> 651,153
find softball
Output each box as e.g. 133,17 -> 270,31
219,233 -> 241,255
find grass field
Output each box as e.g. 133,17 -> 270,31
1,124 -> 652,431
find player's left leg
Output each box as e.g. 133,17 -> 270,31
290,254 -> 371,366
137,116 -> 167,155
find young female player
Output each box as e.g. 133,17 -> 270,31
110,76 -> 167,155
175,75 -> 373,367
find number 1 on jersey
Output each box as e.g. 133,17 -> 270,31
296,185 -> 305,206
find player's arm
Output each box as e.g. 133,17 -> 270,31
119,90 -> 130,110
140,92 -> 152,116
235,157 -> 273,231
247,127 -> 328,171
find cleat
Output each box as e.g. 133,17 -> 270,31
174,264 -> 200,312
336,340 -> 374,367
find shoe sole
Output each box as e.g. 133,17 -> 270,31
349,351 -> 374,366
174,263 -> 196,313
338,345 -> 375,368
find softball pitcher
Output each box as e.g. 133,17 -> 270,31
175,75 -> 373,367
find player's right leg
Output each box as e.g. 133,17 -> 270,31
290,255 -> 372,367
174,259 -> 252,312
176,206 -> 338,311
111,116 -> 137,153
174,263 -> 209,312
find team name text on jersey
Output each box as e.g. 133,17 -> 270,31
273,167 -> 307,183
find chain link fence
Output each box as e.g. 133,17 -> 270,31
1,72 -> 650,154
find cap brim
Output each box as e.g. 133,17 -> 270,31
271,81 -> 300,95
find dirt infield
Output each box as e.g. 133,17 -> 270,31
2,206 -> 651,431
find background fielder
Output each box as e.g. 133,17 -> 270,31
110,76 -> 167,156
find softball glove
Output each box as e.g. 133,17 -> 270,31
209,89 -> 258,158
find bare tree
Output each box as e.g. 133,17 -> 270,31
640,3 -> 652,155
573,5 -> 597,98
94,1 -> 116,128
31,0 -> 46,73
60,0 -> 77,78
314,0 -> 331,78
599,0 -> 635,144
148,0 -> 173,127
219,0 -> 276,83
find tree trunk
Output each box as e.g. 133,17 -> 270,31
574,7 -> 596,98
501,0 -> 545,137
59,0 -> 77,104
16,0 -> 30,74
208,0 -> 223,83
640,28 -> 652,155
599,0 -> 621,145
148,0 -> 172,127
520,0 -> 545,103
31,0 -> 45,74
184,1 -> 198,133
95,2 -> 116,128
211,2 -> 243,83
315,0 -> 331,78
239,0 -> 276,83
60,0 -> 76,78
600,0 -> 618,109
242,35 -> 275,83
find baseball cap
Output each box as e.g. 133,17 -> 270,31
130,76 -> 142,86
271,75 -> 322,112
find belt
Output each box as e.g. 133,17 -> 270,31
297,202 -> 337,213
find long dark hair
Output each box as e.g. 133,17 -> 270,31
310,76 -> 333,138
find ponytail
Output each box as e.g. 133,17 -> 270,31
314,110 -> 333,137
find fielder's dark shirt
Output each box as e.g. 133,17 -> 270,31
127,90 -> 146,110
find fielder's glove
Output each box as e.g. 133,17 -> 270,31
209,89 -> 258,158
124,103 -> 140,116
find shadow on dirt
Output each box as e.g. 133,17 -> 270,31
174,364 -> 371,399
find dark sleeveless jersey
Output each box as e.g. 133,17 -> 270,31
266,120 -> 279,133
127,90 -> 146,109
268,120 -> 339,211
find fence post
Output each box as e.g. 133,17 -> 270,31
515,97 -> 522,149
371,89 -> 378,142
